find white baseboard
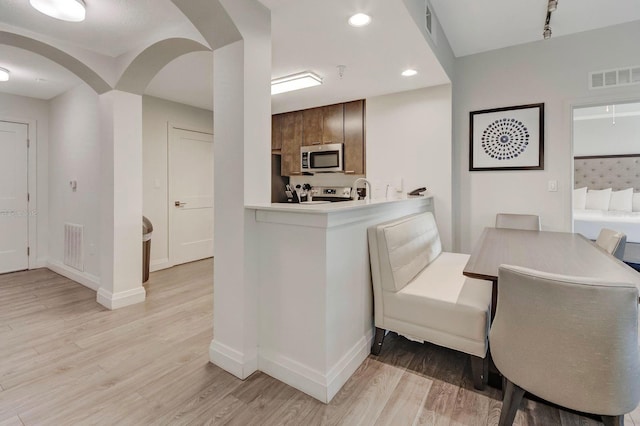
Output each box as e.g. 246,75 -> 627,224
209,339 -> 258,380
46,260 -> 100,291
258,330 -> 373,404
96,286 -> 146,310
150,258 -> 171,272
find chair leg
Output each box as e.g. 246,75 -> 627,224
498,378 -> 525,426
601,415 -> 624,426
470,355 -> 488,390
371,327 -> 386,355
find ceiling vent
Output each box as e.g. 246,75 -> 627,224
589,66 -> 640,90
425,0 -> 437,44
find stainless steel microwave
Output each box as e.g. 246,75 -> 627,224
301,143 -> 344,173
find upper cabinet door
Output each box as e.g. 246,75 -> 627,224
302,107 -> 323,146
271,114 -> 283,151
281,111 -> 304,176
343,100 -> 365,175
322,104 -> 344,144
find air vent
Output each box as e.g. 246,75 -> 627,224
589,65 -> 640,90
424,0 -> 437,44
64,223 -> 84,272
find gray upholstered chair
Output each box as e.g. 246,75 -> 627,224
490,265 -> 640,426
596,228 -> 627,260
495,213 -> 541,231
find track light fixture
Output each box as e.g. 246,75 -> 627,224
542,0 -> 557,40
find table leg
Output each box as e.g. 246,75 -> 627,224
491,279 -> 497,320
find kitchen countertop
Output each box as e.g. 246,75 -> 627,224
246,195 -> 432,214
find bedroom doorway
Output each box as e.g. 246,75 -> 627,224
572,100 -> 640,267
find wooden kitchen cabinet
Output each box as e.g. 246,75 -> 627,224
302,107 -> 323,146
322,104 -> 344,144
271,114 -> 283,151
302,104 -> 344,146
280,111 -> 303,176
343,100 -> 365,175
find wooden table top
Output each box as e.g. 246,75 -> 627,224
463,227 -> 640,287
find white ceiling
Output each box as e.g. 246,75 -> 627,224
267,0 -> 449,113
430,0 -> 640,57
0,1 -> 639,110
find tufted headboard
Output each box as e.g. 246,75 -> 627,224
574,154 -> 640,191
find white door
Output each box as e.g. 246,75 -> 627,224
169,127 -> 214,265
0,121 -> 29,274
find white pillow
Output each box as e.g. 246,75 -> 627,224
609,188 -> 633,212
572,187 -> 587,209
585,188 -> 612,210
633,192 -> 640,212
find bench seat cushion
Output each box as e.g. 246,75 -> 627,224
383,252 -> 492,351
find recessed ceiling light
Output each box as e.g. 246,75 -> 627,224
271,71 -> 323,95
0,67 -> 10,82
402,69 -> 418,77
30,0 -> 86,22
348,13 -> 371,27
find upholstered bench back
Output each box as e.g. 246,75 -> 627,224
372,212 -> 442,292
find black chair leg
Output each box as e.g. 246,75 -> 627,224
470,355 -> 488,390
602,415 -> 624,426
498,378 -> 525,426
371,327 -> 385,355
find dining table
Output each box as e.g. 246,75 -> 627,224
463,227 -> 640,318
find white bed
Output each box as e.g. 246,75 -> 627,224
573,209 -> 640,243
573,154 -> 640,263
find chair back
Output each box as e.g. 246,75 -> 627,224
490,265 -> 640,416
369,212 -> 442,293
596,228 -> 627,260
495,213 -> 541,231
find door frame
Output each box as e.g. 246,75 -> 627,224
568,93 -> 640,233
167,122 -> 214,268
0,117 -> 38,270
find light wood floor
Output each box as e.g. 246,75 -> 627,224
0,260 -> 637,425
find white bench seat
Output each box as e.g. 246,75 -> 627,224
368,212 -> 492,389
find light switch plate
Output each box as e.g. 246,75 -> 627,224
548,180 -> 558,192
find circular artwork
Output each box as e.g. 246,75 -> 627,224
481,118 -> 530,160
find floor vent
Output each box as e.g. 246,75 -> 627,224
589,66 -> 640,90
64,223 -> 84,272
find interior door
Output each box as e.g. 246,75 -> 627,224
169,127 -> 214,266
0,121 -> 29,274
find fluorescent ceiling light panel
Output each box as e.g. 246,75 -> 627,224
0,67 -> 9,82
30,0 -> 86,22
348,13 -> 372,27
271,71 -> 322,95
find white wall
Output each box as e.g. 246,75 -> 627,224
453,21 -> 640,253
0,92 -> 49,267
574,114 -> 640,156
48,84 -> 101,285
367,85 -> 453,250
142,95 -> 213,271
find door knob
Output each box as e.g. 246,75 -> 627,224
174,201 -> 187,207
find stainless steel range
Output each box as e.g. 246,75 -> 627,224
309,186 -> 353,202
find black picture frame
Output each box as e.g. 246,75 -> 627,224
469,103 -> 544,171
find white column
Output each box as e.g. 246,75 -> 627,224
97,90 -> 146,309
209,0 -> 271,379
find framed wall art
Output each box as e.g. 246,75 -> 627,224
469,103 -> 544,171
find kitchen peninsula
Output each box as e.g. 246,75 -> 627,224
246,195 -> 433,403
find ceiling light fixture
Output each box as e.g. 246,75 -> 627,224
402,69 -> 418,77
271,71 -> 323,95
542,0 -> 556,40
348,13 -> 371,27
30,0 -> 86,22
0,67 -> 9,82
